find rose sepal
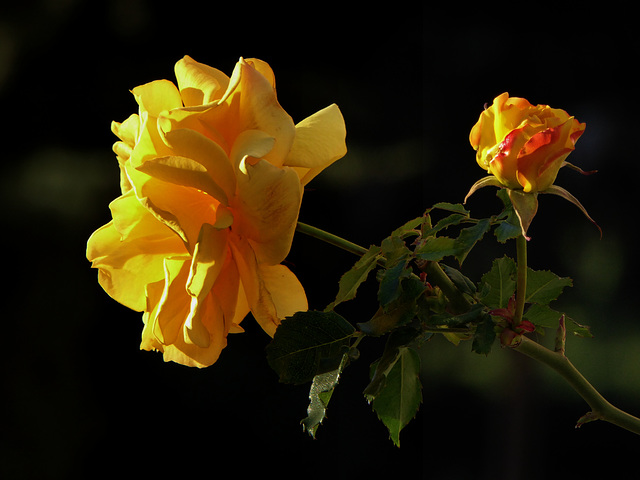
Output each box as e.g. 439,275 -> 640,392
464,175 -> 539,239
506,189 -> 538,240
463,175 -> 504,204
540,184 -> 602,238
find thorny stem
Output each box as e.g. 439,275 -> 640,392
421,261 -> 472,315
514,337 -> 640,435
296,222 -> 469,312
295,220 -> 640,436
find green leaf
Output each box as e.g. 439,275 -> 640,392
524,304 -> 592,338
360,277 -> 426,336
266,311 -> 356,384
427,302 -> 486,328
471,313 -> 496,355
301,353 -> 350,438
440,263 -> 477,296
494,220 -> 522,244
494,189 -> 522,243
381,233 -> 411,261
454,218 -> 491,264
423,213 -> 468,238
429,202 -> 470,215
364,327 -> 421,399
525,268 -> 572,305
326,245 -> 382,310
368,346 -> 422,447
567,318 -> 593,338
414,236 -> 458,261
478,256 -> 517,309
524,303 -> 564,329
391,216 -> 426,239
377,258 -> 412,308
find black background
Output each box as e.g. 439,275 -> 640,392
2,2 -> 639,479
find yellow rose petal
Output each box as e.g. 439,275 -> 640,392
132,79 -> 183,117
229,236 -> 277,333
136,155 -> 230,205
233,158 -> 302,265
186,224 -> 229,300
87,195 -> 185,311
175,55 -> 230,107
151,256 -> 192,345
220,58 -> 295,166
257,263 -> 308,336
162,127 -> 236,199
131,170 -> 218,251
109,189 -> 174,241
285,104 -> 347,185
230,129 -> 276,170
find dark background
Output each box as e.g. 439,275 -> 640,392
2,2 -> 639,479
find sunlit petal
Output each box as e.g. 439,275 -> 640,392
132,79 -> 183,116
175,55 -> 230,107
233,158 -> 302,265
230,236 -> 307,336
285,104 -> 347,185
219,58 -> 295,166
87,194 -> 185,311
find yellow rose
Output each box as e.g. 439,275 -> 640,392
87,56 -> 347,367
465,92 -> 599,239
469,92 -> 586,193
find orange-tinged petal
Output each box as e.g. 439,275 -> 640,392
232,158 -> 302,265
229,129 -> 276,171
487,128 -> 525,189
516,120 -> 576,192
142,251 -> 241,367
285,104 -> 347,185
186,224 -> 229,301
158,105 -> 230,153
174,55 -> 230,107
257,263 -> 308,336
219,58 -> 295,167
143,256 -> 228,367
151,255 -> 192,345
161,127 -> 236,200
228,281 -> 249,332
230,235 -> 307,337
135,155 -> 230,205
210,253 -> 246,333
243,58 -> 276,89
128,164 -> 219,251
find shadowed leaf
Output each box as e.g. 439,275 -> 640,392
368,346 -> 422,447
266,311 -> 356,384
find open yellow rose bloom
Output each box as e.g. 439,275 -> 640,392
87,56 -> 347,367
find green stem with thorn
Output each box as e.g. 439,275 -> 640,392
295,220 -> 640,436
